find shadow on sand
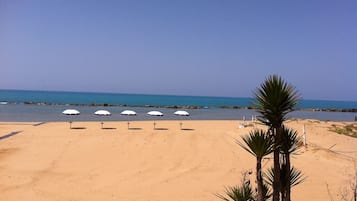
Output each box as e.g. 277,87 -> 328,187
0,131 -> 22,141
33,122 -> 47,126
154,128 -> 169,131
181,128 -> 195,131
70,127 -> 87,130
128,127 -> 142,130
101,127 -> 117,130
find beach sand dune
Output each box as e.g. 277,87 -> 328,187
0,120 -> 356,201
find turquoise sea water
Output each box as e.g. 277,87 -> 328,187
0,89 -> 356,122
0,90 -> 252,107
1,89 -> 357,109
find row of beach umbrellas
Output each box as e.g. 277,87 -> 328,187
62,109 -> 190,116
62,109 -> 190,129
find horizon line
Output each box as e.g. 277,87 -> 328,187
0,88 -> 356,103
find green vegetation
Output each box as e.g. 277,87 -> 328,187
216,172 -> 254,201
218,75 -> 304,201
330,124 -> 357,138
253,75 -> 302,201
237,130 -> 274,201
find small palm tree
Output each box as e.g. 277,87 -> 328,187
237,130 -> 274,201
216,172 -> 254,201
265,166 -> 306,200
280,127 -> 302,155
254,75 -> 299,201
280,127 -> 302,201
216,184 -> 254,201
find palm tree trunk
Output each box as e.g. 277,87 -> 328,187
285,154 -> 291,201
281,187 -> 286,201
273,128 -> 281,201
273,149 -> 280,201
257,158 -> 264,201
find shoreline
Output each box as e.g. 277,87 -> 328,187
0,105 -> 356,122
1,101 -> 357,113
1,118 -> 357,124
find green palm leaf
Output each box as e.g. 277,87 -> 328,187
237,130 -> 274,158
280,127 -> 302,155
253,75 -> 299,128
265,166 -> 306,188
216,183 -> 254,201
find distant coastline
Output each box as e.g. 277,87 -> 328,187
1,89 -> 357,113
0,100 -> 356,114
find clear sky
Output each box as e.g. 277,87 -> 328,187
1,1 -> 356,101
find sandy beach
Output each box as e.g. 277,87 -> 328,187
0,120 -> 356,201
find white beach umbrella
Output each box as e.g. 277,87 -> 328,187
147,111 -> 163,130
94,110 -> 111,129
120,110 -> 137,116
121,110 -> 137,129
62,109 -> 80,128
174,110 -> 190,116
147,111 -> 163,116
94,110 -> 111,116
62,109 -> 80,115
174,110 -> 190,130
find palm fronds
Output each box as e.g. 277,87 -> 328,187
216,184 -> 255,201
237,130 -> 274,158
253,74 -> 299,128
265,166 -> 306,188
280,127 -> 302,155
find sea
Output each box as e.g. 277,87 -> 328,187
0,89 -> 356,122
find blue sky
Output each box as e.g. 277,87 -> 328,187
1,1 -> 356,101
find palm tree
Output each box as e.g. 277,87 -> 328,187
280,127 -> 302,201
216,184 -> 254,201
265,166 -> 306,200
254,75 -> 299,201
216,172 -> 254,201
237,130 -> 274,201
